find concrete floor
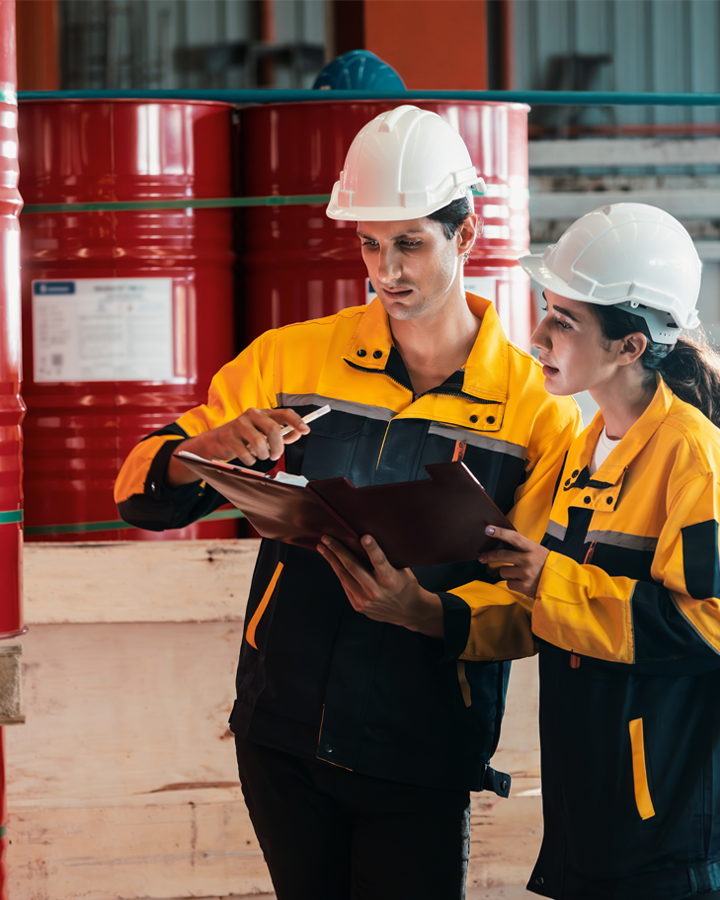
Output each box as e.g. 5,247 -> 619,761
150,658 -> 545,900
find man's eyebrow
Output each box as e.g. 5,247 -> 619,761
356,229 -> 425,240
554,305 -> 581,323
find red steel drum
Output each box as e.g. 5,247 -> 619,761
0,0 -> 24,641
239,100 -> 532,348
0,0 -> 23,896
19,99 -> 237,541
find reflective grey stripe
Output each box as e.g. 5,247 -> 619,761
586,531 -> 658,553
276,393 -> 396,422
427,423 -> 527,460
668,590 -> 720,655
545,520 -> 567,541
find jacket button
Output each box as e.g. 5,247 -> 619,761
487,415 -> 495,424
572,470 -> 579,477
469,414 -> 478,423
324,743 -> 333,753
150,482 -> 156,492
373,350 -> 383,359
583,496 -> 591,504
535,877 -> 544,885
606,496 -> 613,504
357,349 -> 367,358
500,779 -> 508,791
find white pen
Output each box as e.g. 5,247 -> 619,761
280,404 -> 331,437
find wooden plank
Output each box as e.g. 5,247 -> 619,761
23,540 -> 261,625
9,798 -> 273,899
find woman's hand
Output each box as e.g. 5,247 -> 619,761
318,534 -> 445,639
478,526 -> 550,599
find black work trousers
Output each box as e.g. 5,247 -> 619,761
235,735 -> 471,900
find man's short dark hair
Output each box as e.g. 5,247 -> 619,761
427,197 -> 472,240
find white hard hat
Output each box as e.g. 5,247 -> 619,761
520,203 -> 701,344
326,105 -> 486,221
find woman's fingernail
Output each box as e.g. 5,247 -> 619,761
478,554 -> 486,563
485,526 -> 495,535
362,536 -> 372,546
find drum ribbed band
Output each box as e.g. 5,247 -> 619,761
0,510 -> 22,524
21,188 -> 485,215
24,507 -> 245,536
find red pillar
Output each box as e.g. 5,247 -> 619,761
364,0 -> 488,89
16,0 -> 59,91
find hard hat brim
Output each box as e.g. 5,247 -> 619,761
518,253 -> 598,303
326,181 -> 478,222
327,199 -> 461,221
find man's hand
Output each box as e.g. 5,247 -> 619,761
167,407 -> 310,487
478,526 -> 550,599
318,534 -> 445,639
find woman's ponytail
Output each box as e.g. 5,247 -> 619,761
656,337 -> 720,428
591,304 -> 720,428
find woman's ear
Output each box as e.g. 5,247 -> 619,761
618,331 -> 648,366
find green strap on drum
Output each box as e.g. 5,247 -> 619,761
0,510 -> 22,524
22,194 -> 332,214
21,188 -> 485,215
23,507 -> 244,537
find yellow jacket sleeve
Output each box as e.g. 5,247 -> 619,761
532,471 -> 720,665
114,333 -> 279,529
451,413 -> 582,662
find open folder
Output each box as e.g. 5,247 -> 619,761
177,451 -> 513,569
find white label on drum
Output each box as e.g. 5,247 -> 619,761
32,278 -> 174,383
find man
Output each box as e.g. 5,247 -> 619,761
115,105 -> 580,900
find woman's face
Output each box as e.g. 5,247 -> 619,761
531,290 -> 627,397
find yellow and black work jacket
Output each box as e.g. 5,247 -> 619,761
115,293 -> 579,794
458,378 -> 720,897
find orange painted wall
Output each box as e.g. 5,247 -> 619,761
364,0 -> 487,90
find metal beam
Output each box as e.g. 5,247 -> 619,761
16,89 -> 720,106
530,189 -> 720,220
530,240 -> 720,261
529,138 -> 720,169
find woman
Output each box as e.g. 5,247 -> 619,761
476,202 -> 720,899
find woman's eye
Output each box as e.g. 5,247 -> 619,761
556,318 -> 572,330
400,241 -> 421,249
361,241 -> 377,248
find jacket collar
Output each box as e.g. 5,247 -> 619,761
343,292 -> 509,403
570,375 -> 673,489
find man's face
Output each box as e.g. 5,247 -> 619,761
356,217 -> 465,321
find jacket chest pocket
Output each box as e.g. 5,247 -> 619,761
300,411 -> 365,481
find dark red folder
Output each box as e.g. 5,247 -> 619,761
177,452 -> 513,569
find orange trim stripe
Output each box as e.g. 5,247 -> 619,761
246,562 -> 284,650
629,718 -> 656,820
